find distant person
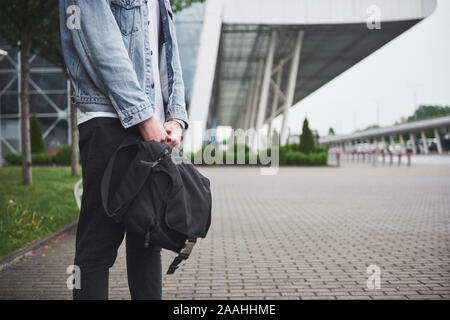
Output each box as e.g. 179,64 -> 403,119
59,0 -> 188,299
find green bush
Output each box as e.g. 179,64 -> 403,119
32,153 -> 53,165
286,151 -> 301,164
309,152 -> 328,165
286,143 -> 300,152
260,146 -> 287,165
5,152 -> 55,165
299,118 -> 316,154
280,150 -> 328,166
188,142 -> 327,166
230,143 -> 251,155
314,145 -> 327,154
30,113 -> 44,154
5,152 -> 21,165
54,146 -> 71,165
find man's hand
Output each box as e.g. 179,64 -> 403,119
138,116 -> 168,142
164,120 -> 183,148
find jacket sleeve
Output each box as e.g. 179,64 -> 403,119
164,0 -> 189,129
61,0 -> 153,128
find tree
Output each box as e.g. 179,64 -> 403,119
328,127 -> 335,136
299,118 -> 315,154
0,0 -> 58,185
170,0 -> 205,13
30,113 -> 44,154
405,105 -> 450,123
355,124 -> 380,133
33,3 -> 80,177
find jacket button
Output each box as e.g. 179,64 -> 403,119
150,50 -> 153,55
126,0 -> 130,5
148,21 -> 150,25
151,83 -> 155,88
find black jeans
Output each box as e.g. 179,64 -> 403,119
73,117 -> 162,300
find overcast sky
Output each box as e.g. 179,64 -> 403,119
271,0 -> 450,137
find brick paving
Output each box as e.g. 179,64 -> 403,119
0,163 -> 449,300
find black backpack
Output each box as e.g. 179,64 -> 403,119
100,134 -> 212,274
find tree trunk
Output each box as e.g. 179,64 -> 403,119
70,85 -> 79,176
20,30 -> 32,185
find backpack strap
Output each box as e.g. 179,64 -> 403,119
100,134 -> 149,222
167,238 -> 197,274
101,134 -> 171,223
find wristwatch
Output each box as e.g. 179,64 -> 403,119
173,119 -> 186,130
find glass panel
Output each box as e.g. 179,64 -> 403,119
0,73 -> 17,92
29,93 -> 68,114
0,93 -> 19,115
42,118 -> 69,149
29,54 -> 59,69
174,2 -> 205,102
30,72 -> 67,91
1,118 -> 20,142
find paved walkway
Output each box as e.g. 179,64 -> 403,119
1,164 -> 449,299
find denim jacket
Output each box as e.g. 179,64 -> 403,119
59,0 -> 188,129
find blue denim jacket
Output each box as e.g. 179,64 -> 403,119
59,0 -> 188,128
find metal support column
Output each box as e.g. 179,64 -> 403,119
280,30 -> 304,144
256,29 -> 277,133
434,128 -> 442,155
421,130 -> 429,154
243,74 -> 257,129
409,132 -> 417,154
389,136 -> 395,146
267,68 -> 283,137
399,134 -> 405,153
249,59 -> 264,129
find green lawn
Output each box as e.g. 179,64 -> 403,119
0,166 -> 81,258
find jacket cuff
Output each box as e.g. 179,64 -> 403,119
166,105 -> 189,129
117,103 -> 153,128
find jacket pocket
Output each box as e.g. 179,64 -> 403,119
110,0 -> 142,36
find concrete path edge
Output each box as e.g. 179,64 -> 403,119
0,220 -> 78,272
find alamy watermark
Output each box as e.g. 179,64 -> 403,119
171,122 -> 281,175
66,265 -> 81,290
366,264 -> 381,290
66,5 -> 81,30
366,5 -> 381,30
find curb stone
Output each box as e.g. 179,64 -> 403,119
0,220 -> 78,272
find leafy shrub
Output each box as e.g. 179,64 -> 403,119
260,146 -> 286,165
286,151 -> 302,164
30,113 -> 44,154
230,143 -> 251,155
5,152 -> 53,165
188,142 -> 327,166
314,145 -> 327,154
281,150 -> 328,165
286,143 -> 300,152
299,118 -> 316,154
5,152 -> 21,165
54,146 -> 71,165
32,153 -> 53,165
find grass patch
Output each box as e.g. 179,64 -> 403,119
0,166 -> 81,258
